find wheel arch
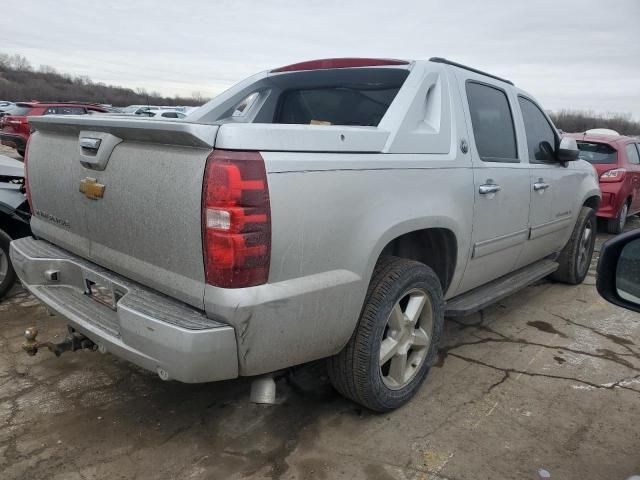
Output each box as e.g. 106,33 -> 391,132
372,223 -> 459,296
582,193 -> 601,211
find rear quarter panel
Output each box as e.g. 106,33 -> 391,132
205,153 -> 473,375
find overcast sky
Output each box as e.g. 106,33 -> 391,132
3,0 -> 639,117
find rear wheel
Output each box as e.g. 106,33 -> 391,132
327,257 -> 444,412
0,229 -> 16,299
551,206 -> 596,285
607,201 -> 629,234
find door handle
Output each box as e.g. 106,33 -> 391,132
533,181 -> 550,191
479,183 -> 502,195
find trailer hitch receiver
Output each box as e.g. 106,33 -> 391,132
22,326 -> 96,357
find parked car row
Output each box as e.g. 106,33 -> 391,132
120,105 -> 196,115
0,102 -> 199,158
0,101 -> 108,156
135,109 -> 188,119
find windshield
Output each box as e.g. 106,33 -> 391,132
576,141 -> 617,164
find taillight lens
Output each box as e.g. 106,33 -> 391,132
202,150 -> 271,288
600,168 -> 626,183
24,138 -> 32,212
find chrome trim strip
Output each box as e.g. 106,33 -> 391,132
529,216 -> 572,240
472,228 -> 529,258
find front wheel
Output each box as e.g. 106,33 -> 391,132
550,206 -> 596,285
327,257 -> 444,412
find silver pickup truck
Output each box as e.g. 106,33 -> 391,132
11,57 -> 600,411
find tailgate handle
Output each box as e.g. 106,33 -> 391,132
78,131 -> 122,171
79,137 -> 102,151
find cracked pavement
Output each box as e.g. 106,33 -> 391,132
1,216 -> 640,479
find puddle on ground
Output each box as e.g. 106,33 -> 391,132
526,320 -> 568,338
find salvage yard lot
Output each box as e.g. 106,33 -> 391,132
0,157 -> 638,478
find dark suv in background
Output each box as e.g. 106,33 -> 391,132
0,101 -> 107,157
568,132 -> 640,233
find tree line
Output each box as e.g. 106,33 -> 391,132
0,53 -> 206,107
549,111 -> 640,136
1,52 -> 639,134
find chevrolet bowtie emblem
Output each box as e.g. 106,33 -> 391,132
79,177 -> 105,200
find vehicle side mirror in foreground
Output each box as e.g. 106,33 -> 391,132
557,137 -> 580,162
597,228 -> 640,313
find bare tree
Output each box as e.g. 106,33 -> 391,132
38,65 -> 58,75
9,54 -> 32,71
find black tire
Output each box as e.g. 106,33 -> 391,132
0,229 -> 16,299
327,256 -> 444,412
16,148 -> 25,158
606,200 -> 629,234
550,206 -> 596,285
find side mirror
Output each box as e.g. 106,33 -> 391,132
557,137 -> 580,162
596,229 -> 640,313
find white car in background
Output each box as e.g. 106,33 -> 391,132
138,109 -> 187,119
0,101 -> 15,114
121,105 -> 162,115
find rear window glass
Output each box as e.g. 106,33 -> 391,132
275,86 -> 401,127
205,68 -> 409,126
576,142 -> 617,164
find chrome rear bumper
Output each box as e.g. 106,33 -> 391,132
10,237 -> 238,383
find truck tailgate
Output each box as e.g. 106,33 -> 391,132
27,115 -> 218,309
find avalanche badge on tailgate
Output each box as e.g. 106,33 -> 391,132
79,177 -> 105,200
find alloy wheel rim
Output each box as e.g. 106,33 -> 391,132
578,219 -> 594,275
379,288 -> 433,390
619,203 -> 628,231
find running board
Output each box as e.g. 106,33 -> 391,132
445,259 -> 559,317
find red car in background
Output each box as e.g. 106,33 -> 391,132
0,101 -> 107,157
568,132 -> 640,234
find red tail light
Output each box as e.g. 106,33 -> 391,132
202,150 -> 271,288
23,139 -> 32,212
600,168 -> 626,183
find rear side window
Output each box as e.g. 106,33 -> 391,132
275,86 -> 401,127
626,144 -> 640,165
466,82 -> 518,162
518,96 -> 556,163
576,142 -> 617,164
